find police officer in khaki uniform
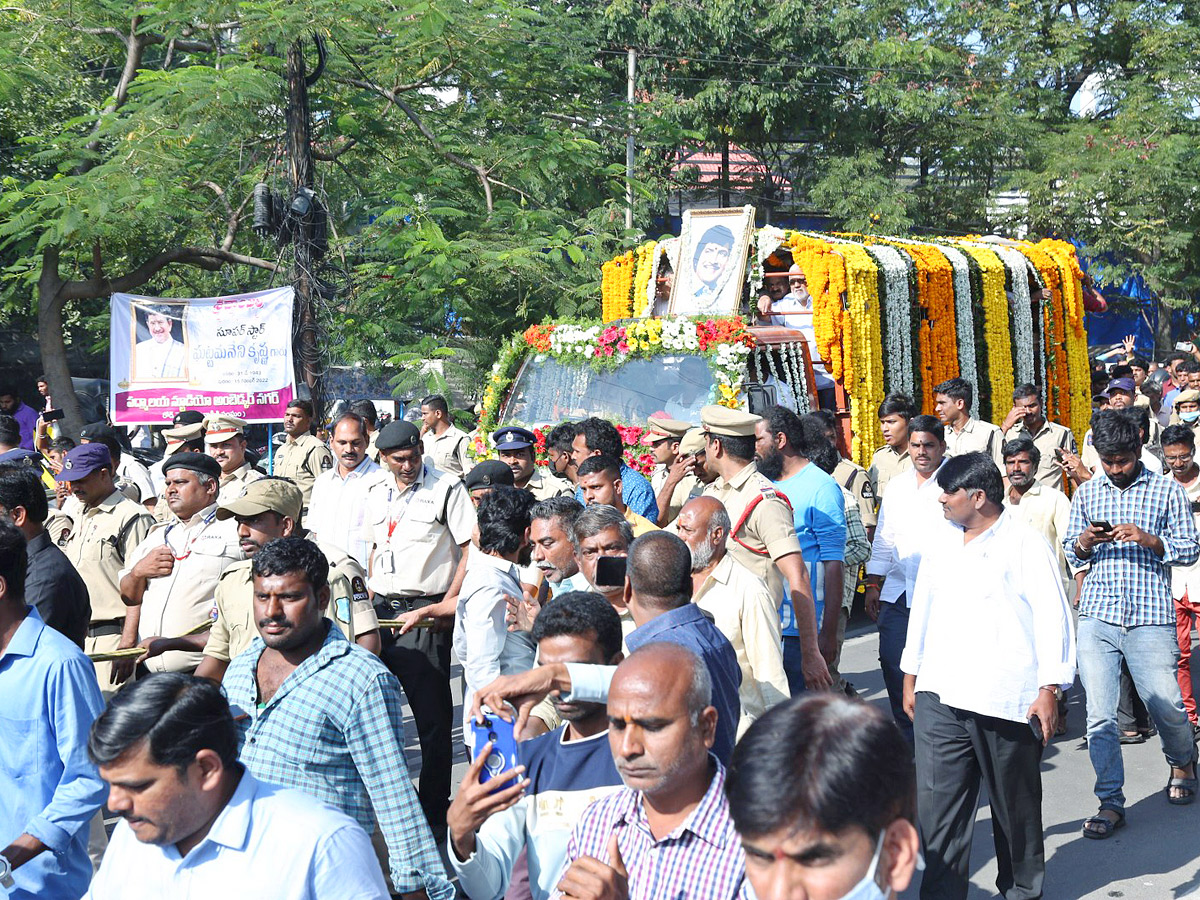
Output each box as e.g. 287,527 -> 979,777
150,421 -> 208,524
118,453 -> 243,674
644,416 -> 697,526
54,444 -> 155,692
272,399 -> 333,517
203,413 -> 265,504
135,479 -> 381,681
365,419 -> 476,832
419,394 -> 473,478
699,404 -> 832,691
492,426 -> 572,502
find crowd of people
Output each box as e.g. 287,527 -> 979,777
0,356 -> 1197,900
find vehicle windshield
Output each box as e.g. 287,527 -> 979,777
500,353 -> 717,427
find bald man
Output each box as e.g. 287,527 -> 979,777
554,643 -> 747,900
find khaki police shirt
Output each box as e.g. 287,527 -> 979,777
59,490 -> 155,622
422,425 -> 473,478
523,467 -> 573,502
869,445 -> 912,501
203,550 -> 378,662
217,463 -> 266,505
364,464 -> 477,597
650,464 -> 699,526
1004,419 -> 1078,490
833,458 -> 878,529
272,434 -> 333,509
945,417 -> 1005,470
120,505 -> 243,673
702,462 -> 803,602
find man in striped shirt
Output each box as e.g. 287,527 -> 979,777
553,642 -> 747,900
1064,410 -> 1200,830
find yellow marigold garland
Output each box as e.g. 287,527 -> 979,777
954,244 -> 1014,421
785,233 -> 849,381
601,250 -> 636,322
838,243 -> 886,467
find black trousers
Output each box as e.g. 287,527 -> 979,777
878,598 -> 914,744
914,692 -> 1046,900
376,595 -> 455,832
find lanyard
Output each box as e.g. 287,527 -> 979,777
386,483 -> 421,539
163,510 -> 218,560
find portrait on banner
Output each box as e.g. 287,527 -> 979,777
131,301 -> 189,381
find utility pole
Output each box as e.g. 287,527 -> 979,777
625,48 -> 636,231
720,137 -> 730,208
285,37 -> 324,421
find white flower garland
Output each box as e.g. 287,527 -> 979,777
939,246 -> 979,418
995,247 -> 1035,387
868,244 -> 914,398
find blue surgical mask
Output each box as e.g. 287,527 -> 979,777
1182,410 -> 1200,424
835,832 -> 891,900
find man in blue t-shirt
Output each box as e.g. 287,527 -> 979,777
448,591 -> 624,900
755,407 -> 846,695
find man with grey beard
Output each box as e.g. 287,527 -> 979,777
675,496 -> 789,736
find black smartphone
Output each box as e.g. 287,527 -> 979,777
1028,714 -> 1043,740
1053,447 -> 1065,462
1092,520 -> 1113,533
41,408 -> 64,422
594,555 -> 628,588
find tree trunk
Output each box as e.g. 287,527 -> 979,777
1156,297 -> 1174,355
36,249 -> 85,440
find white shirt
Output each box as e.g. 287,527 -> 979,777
900,511 -> 1076,722
134,337 -> 187,380
865,462 -> 950,606
118,455 -> 155,505
768,293 -> 834,388
84,770 -> 390,900
307,456 -> 386,567
453,547 -> 529,752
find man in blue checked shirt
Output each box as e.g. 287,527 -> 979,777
1064,410 -> 1200,838
222,537 -> 454,899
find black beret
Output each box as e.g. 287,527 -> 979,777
465,460 -> 515,491
80,421 -> 121,443
172,409 -> 206,427
161,452 -> 223,480
376,420 -> 422,452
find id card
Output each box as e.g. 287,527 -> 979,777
375,550 -> 396,574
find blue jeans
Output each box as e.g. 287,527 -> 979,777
1076,616 -> 1197,810
878,599 -> 914,745
780,597 -> 824,696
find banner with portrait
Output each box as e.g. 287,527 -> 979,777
109,287 -> 296,425
668,206 -> 755,317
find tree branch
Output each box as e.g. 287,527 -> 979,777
57,246 -> 278,301
312,137 -> 358,161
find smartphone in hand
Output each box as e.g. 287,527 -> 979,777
1091,520 -> 1113,534
471,709 -> 520,789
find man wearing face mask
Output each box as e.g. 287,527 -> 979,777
902,453 -> 1075,900
1169,388 -> 1200,431
726,694 -> 921,900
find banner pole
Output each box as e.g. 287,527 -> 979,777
267,424 -> 275,474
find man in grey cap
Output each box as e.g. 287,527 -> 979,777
139,477 -> 381,679
493,426 -> 572,502
363,419 -> 477,833
118,452 -> 242,676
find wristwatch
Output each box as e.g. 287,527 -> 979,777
1040,685 -> 1064,701
0,852 -> 15,889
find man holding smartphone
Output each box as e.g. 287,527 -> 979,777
902,452 -> 1075,900
1064,410 -> 1200,834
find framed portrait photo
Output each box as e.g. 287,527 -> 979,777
130,300 -> 190,382
668,206 -> 755,317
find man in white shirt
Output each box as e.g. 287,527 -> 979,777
84,674 -> 389,900
453,486 -> 537,754
901,451 -> 1075,900
306,412 -> 385,566
676,496 -> 789,736
934,376 -> 1004,471
133,304 -> 187,380
863,414 -> 948,743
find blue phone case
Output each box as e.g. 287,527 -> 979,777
471,711 -> 520,789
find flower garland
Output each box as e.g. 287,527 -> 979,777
1035,240 -> 1091,442
838,243 -> 886,467
993,247 -> 1036,389
868,244 -> 915,398
630,241 -> 658,318
952,243 -> 1013,422
938,245 -> 980,418
880,239 -> 957,411
601,250 -> 635,322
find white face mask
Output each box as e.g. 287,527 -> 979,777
834,831 -> 891,900
1181,410 -> 1200,424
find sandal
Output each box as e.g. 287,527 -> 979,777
1167,767 -> 1198,806
1082,808 -> 1125,839
1119,731 -> 1146,745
